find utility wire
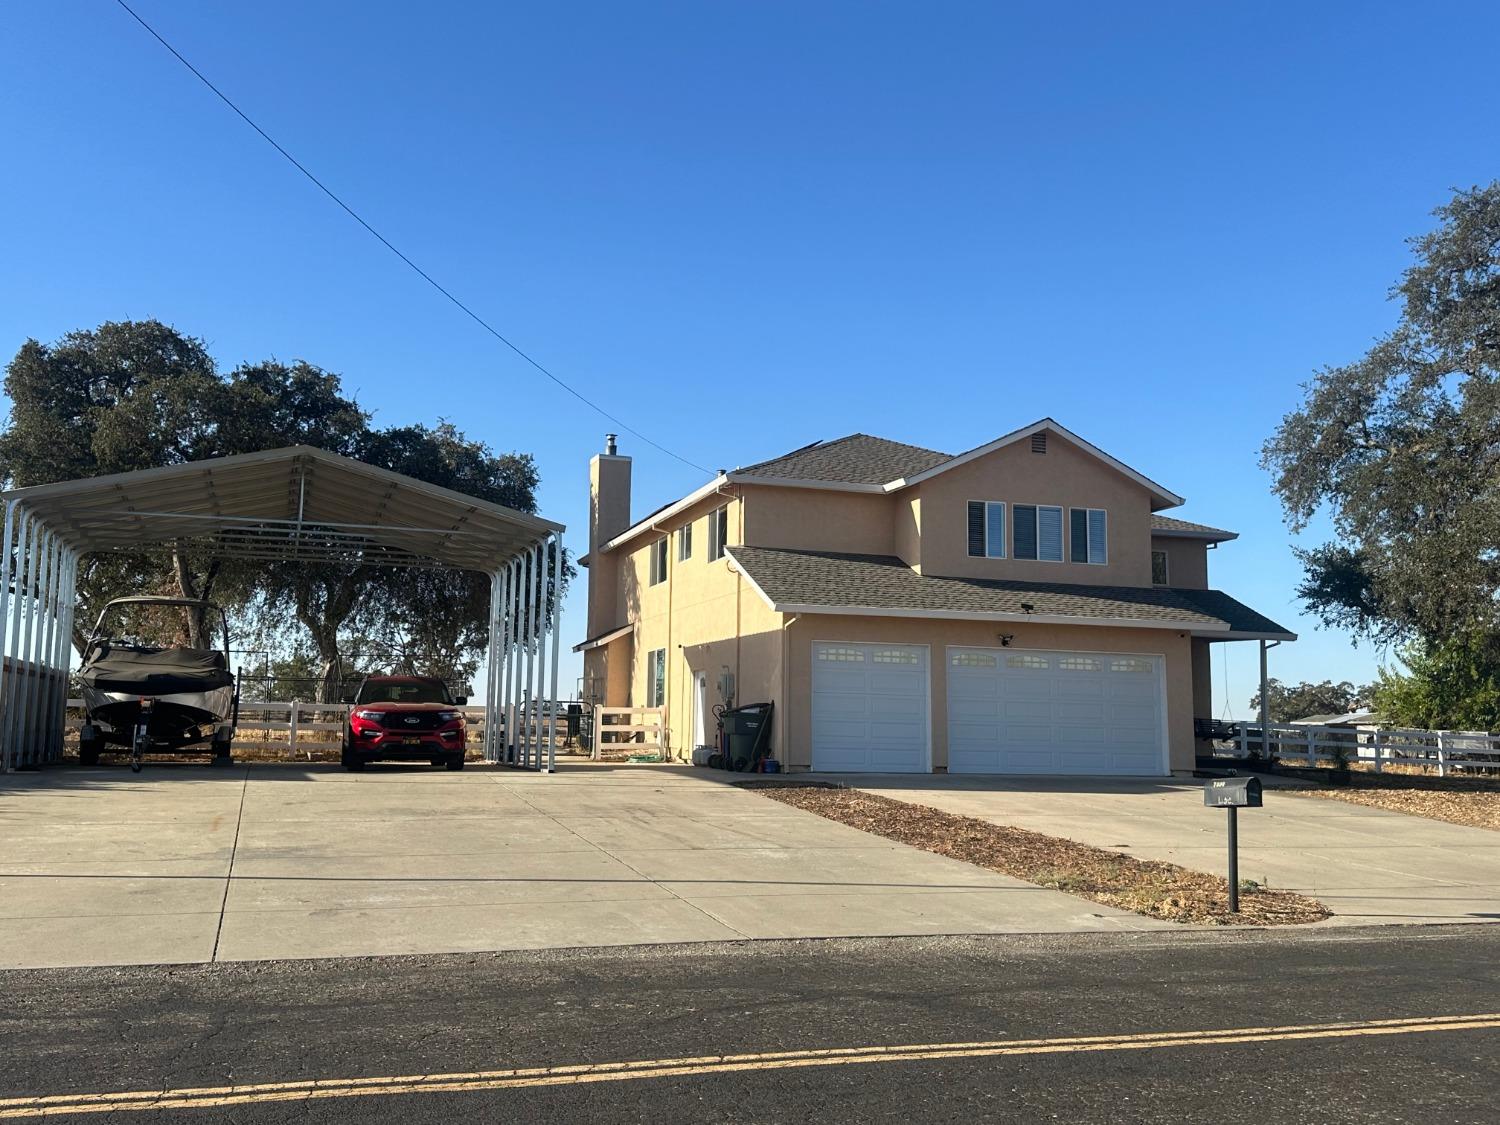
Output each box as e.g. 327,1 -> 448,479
112,0 -> 710,474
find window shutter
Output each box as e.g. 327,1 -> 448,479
1087,509 -> 1107,564
1070,509 -> 1088,562
1038,506 -> 1063,561
1013,505 -> 1037,560
967,502 -> 985,557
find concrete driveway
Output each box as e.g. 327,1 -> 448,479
844,775 -> 1500,926
0,762 -> 1164,969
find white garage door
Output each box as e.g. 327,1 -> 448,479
812,643 -> 929,772
947,648 -> 1166,775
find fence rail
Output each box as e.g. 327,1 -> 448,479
593,706 -> 664,761
1235,722 -> 1500,777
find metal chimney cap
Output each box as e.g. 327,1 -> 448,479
605,434 -> 618,456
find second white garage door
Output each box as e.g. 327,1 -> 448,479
947,648 -> 1166,775
811,642 -> 929,772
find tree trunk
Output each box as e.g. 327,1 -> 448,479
291,569 -> 368,703
171,547 -> 222,649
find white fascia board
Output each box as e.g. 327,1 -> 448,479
766,602 -> 1229,632
1152,529 -> 1240,542
598,475 -> 729,554
726,473 -> 888,494
886,418 -> 1187,508
1198,629 -> 1298,642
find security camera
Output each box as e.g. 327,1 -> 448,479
999,634 -> 1014,647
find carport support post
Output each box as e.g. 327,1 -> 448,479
1258,639 -> 1269,758
0,503 -> 16,772
547,533 -> 562,773
528,540 -> 544,768
35,535 -> 60,765
506,554 -> 521,764
533,540 -> 549,770
17,527 -> 47,767
489,568 -> 504,762
1227,806 -> 1240,913
2,510 -> 35,771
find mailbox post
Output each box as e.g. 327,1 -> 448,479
1203,775 -> 1263,912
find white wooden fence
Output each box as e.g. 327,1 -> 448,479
592,706 -> 664,761
1237,723 -> 1500,777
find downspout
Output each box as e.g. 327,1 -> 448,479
781,613 -> 799,769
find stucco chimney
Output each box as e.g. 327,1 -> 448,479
587,436 -> 632,636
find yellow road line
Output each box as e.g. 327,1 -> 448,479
3,1012 -> 1496,1118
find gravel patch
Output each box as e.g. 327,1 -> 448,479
745,784 -> 1331,927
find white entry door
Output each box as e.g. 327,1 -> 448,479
811,642 -> 929,772
947,648 -> 1166,775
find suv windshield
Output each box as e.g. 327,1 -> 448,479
355,679 -> 452,705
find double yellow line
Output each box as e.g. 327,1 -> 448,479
3,1012 -> 1496,1117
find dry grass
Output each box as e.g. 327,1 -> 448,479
1286,770 -> 1500,831
745,784 -> 1331,927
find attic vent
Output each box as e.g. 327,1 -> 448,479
1031,433 -> 1047,454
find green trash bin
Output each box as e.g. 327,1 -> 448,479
720,702 -> 772,771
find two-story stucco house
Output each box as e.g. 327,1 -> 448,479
575,420 -> 1293,776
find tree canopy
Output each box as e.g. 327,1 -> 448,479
1262,183 -> 1500,645
1,319 -> 555,700
1247,679 -> 1373,723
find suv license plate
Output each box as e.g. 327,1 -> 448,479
403,736 -> 423,745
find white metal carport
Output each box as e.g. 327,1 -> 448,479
0,446 -> 566,772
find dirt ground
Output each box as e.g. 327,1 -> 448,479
1287,769 -> 1500,831
746,784 -> 1332,927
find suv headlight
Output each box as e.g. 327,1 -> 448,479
354,710 -> 385,722
437,710 -> 463,723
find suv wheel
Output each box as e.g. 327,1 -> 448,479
444,755 -> 465,771
341,744 -> 366,772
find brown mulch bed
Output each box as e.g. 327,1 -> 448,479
744,783 -> 1331,927
1286,770 -> 1500,831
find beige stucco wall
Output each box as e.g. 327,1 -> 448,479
910,436 -> 1155,585
894,494 -> 921,568
1154,536 -> 1209,590
740,485 -> 898,556
781,615 -> 1197,775
614,490 -> 786,757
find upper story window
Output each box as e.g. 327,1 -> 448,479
707,504 -> 729,562
966,501 -> 1006,558
677,522 -> 693,562
1151,549 -> 1169,586
1069,508 -> 1107,565
1013,504 -> 1063,562
648,538 -> 668,586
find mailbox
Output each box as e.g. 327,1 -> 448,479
1203,775 -> 1262,808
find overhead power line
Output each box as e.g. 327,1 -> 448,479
111,0 -> 710,475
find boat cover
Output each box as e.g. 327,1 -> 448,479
78,645 -> 233,695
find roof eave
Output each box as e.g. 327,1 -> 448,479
1153,529 -> 1239,542
767,601 -> 1228,632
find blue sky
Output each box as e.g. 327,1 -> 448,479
4,2 -> 1497,712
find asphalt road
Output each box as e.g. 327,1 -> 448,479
1,926 -> 1496,1122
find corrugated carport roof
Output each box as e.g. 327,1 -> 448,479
0,446 -> 563,571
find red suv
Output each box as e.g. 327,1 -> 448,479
342,675 -> 468,771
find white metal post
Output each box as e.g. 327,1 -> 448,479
16,526 -> 45,767
0,503 -> 17,772
50,549 -> 77,762
1258,638 -> 1269,759
1436,732 -> 1448,778
529,540 -> 544,768
34,535 -> 60,765
4,514 -> 34,766
547,533 -> 562,774
506,555 -> 521,764
534,541 -> 550,771
483,569 -> 502,762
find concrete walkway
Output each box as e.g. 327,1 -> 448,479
842,775 -> 1500,926
0,762 -> 1164,969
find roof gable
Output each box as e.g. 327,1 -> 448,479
889,419 -> 1184,509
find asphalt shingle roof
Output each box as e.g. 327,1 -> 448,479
728,546 -> 1294,637
1150,515 -> 1237,539
735,434 -> 951,485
